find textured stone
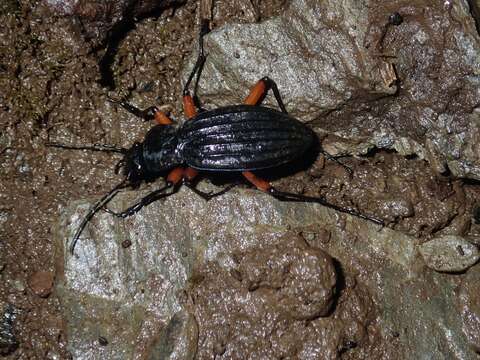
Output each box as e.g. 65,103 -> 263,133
189,0 -> 396,122
28,271 -> 55,298
146,311 -> 198,360
0,302 -> 18,356
419,235 -> 480,272
190,0 -> 480,180
457,265 -> 480,353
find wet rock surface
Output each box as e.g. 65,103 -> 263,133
419,235 -> 480,272
56,186 -> 477,358
1,0 -> 480,358
457,265 -> 480,353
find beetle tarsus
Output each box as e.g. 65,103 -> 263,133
102,183 -> 176,218
69,180 -> 127,255
183,19 -> 210,98
261,77 -> 288,114
108,96 -> 160,122
268,187 -> 384,226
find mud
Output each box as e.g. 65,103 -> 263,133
187,235 -> 395,359
1,0 -> 480,358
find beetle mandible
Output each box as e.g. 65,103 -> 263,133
49,21 -> 384,254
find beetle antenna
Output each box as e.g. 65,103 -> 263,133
69,180 -> 128,255
47,142 -> 127,154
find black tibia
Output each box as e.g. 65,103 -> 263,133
70,180 -> 128,255
103,182 -> 177,218
47,142 -> 127,154
183,20 -> 210,97
183,182 -> 237,201
268,187 -> 384,226
108,96 -> 159,121
261,77 -> 288,114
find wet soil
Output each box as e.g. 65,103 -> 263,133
1,0 -> 479,358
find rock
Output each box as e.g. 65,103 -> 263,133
189,0 -> 397,122
55,185 -> 393,357
11,280 -> 25,293
0,302 -> 18,356
237,239 -> 337,320
28,271 -> 55,298
457,265 -> 480,353
146,311 -> 198,360
190,0 -> 480,180
419,235 -> 480,272
56,183 -> 480,358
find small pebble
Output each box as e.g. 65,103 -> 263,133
301,231 -> 316,242
28,271 -> 55,298
419,235 -> 480,272
12,280 -> 25,293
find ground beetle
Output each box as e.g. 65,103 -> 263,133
49,21 -> 384,254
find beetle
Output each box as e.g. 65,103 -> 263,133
49,21 -> 384,254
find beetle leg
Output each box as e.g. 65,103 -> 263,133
107,97 -> 173,125
184,183 -> 237,201
242,171 -> 272,192
242,171 -> 384,226
70,180 -> 128,255
183,93 -> 198,119
183,20 -> 210,119
269,188 -> 384,225
183,167 -> 237,201
244,77 -> 288,113
167,167 -> 186,185
103,182 -> 176,219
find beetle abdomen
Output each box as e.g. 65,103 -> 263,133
178,105 -> 315,171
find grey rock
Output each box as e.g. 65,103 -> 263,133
375,266 -> 477,360
57,185 -> 480,358
0,302 -> 18,356
457,265 -> 480,353
189,0 -> 396,122
56,190 -> 193,359
147,311 -> 198,360
419,235 -> 480,272
55,185 -> 398,358
189,0 -> 480,179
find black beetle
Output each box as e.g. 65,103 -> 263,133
49,21 -> 383,254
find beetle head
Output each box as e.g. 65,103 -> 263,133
124,142 -> 146,185
123,125 -> 181,185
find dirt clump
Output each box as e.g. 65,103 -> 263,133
187,235 -> 392,358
